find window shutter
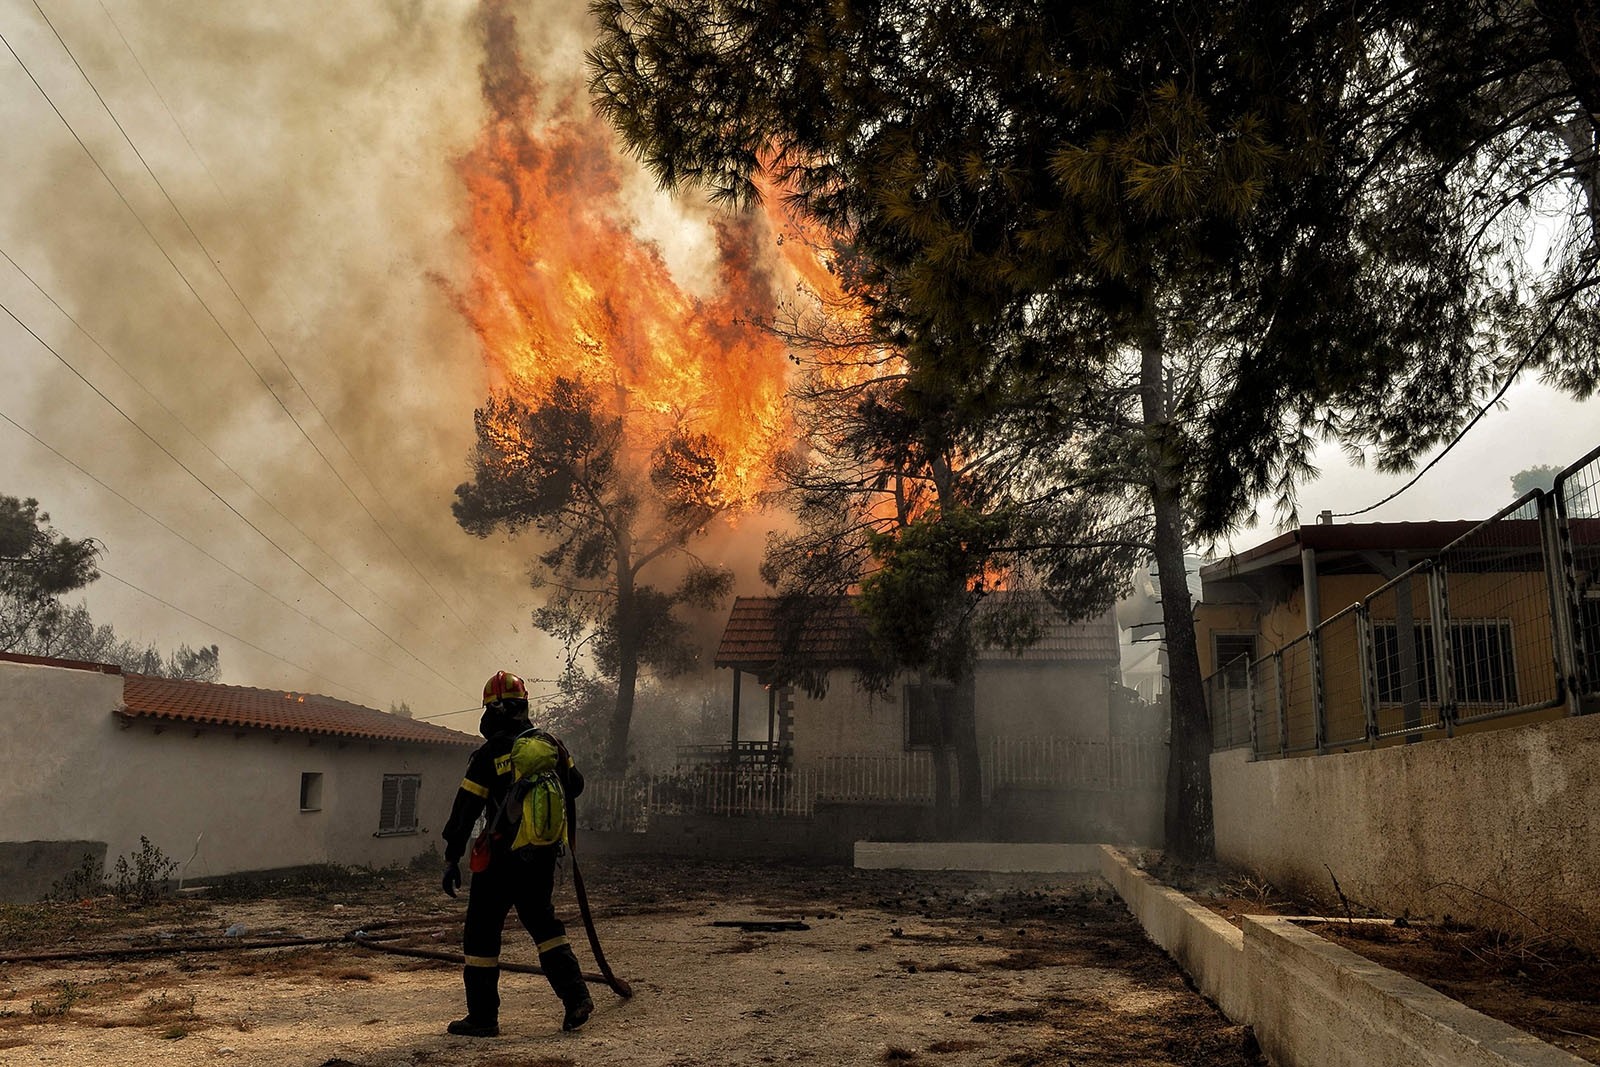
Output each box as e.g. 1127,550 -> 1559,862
379,774 -> 421,833
380,776 -> 400,831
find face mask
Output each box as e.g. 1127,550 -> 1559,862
478,707 -> 501,739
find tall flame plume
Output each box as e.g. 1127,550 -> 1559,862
450,0 -> 791,506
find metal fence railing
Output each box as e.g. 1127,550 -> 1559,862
576,733 -> 1168,829
1206,440 -> 1600,759
1205,658 -> 1253,751
815,752 -> 936,802
1554,443 -> 1600,703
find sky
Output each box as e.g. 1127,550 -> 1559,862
1,1 -> 1596,728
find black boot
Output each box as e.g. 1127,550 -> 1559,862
562,992 -> 594,1032
448,965 -> 500,1037
539,943 -> 593,1031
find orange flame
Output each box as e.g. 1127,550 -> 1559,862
450,1 -> 791,504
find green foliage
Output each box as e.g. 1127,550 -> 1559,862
589,0 -> 1600,857
1510,465 -> 1562,499
109,837 -> 179,906
0,494 -> 221,677
41,605 -> 221,680
857,506 -> 1008,683
454,381 -> 734,768
46,852 -> 104,903
30,980 -> 88,1017
0,495 -> 100,653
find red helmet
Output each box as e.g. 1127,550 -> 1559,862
482,670 -> 529,706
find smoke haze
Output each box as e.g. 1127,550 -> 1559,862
0,0 -> 793,727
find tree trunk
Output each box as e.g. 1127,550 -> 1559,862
607,541 -> 639,774
1138,296 -> 1215,862
922,668 -> 954,836
952,667 -> 983,837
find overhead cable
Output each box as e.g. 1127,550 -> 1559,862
0,303 -> 467,700
31,4 -> 524,667
0,402 -> 450,697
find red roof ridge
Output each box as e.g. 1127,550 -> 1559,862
117,672 -> 476,747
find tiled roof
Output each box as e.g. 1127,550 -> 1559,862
714,596 -> 1120,670
117,674 -> 477,747
714,596 -> 871,669
0,652 -> 476,747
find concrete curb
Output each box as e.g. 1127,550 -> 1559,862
1097,846 -> 1588,1067
1094,844 -> 1250,1022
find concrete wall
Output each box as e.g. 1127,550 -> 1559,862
0,660 -> 465,899
990,784 -> 1163,846
790,681 -> 900,763
581,802 -> 946,864
1212,714 -> 1600,949
1099,847 -> 1588,1067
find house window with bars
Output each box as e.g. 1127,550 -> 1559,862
378,774 -> 421,835
1372,619 -> 1517,706
1213,633 -> 1257,689
904,681 -> 954,749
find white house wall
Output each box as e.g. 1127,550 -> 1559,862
0,661 -> 464,893
784,662 -> 1116,764
975,662 -> 1113,742
790,682 -> 898,763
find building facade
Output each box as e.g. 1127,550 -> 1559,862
0,653 -> 476,901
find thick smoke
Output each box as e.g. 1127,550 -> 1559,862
0,1 -> 794,726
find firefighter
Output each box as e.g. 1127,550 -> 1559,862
441,670 -> 594,1037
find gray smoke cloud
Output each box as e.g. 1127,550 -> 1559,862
0,0 -> 778,726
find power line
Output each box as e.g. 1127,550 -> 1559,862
34,3 -> 524,668
0,29 -> 480,679
94,568 -> 368,705
0,303 -> 467,700
0,402 -> 450,698
0,24 -> 501,697
0,243 -> 420,626
1333,266 -> 1597,519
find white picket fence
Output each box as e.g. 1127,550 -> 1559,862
575,735 -> 1167,830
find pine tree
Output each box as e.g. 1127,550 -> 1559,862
590,0 -> 1600,857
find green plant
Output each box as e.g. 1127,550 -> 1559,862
110,837 -> 179,905
408,843 -> 443,873
30,980 -> 88,1017
46,852 -> 104,902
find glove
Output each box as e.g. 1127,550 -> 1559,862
442,862 -> 461,898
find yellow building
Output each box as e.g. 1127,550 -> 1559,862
1195,518 -> 1570,754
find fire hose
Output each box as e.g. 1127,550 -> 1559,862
565,788 -> 633,998
1,916 -> 617,989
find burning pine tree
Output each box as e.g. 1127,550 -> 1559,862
449,0 -> 789,770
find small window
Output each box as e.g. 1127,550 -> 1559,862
1213,633 -> 1256,688
904,682 -> 954,749
378,774 -> 421,835
1372,620 -> 1517,705
299,772 -> 322,812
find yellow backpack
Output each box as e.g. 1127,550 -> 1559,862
502,730 -> 567,850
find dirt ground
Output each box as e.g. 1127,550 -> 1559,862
0,857 -> 1263,1067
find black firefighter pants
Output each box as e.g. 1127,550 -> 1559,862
460,846 -> 586,1023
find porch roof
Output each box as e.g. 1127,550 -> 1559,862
713,596 -> 1120,671
714,596 -> 870,670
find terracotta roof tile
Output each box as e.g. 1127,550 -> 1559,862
714,596 -> 870,669
64,666 -> 480,747
714,596 -> 1120,670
